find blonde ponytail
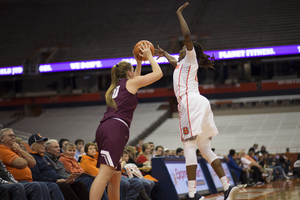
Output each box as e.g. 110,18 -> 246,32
105,61 -> 133,109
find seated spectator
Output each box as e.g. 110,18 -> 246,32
176,148 -> 184,157
126,146 -> 150,168
259,145 -> 268,156
136,143 -> 152,175
226,150 -> 247,185
80,142 -> 99,176
0,158 -> 43,200
285,148 -> 293,175
74,139 -> 85,161
169,150 -> 176,157
137,143 -> 152,164
59,138 -> 69,153
162,148 -> 170,157
121,150 -> 154,199
268,153 -> 279,167
148,142 -> 155,158
244,151 -> 266,184
248,144 -> 258,154
28,134 -> 89,200
154,145 -> 164,157
0,128 -> 64,200
45,141 -> 109,200
120,150 -> 150,200
279,153 -> 289,174
267,153 -> 290,180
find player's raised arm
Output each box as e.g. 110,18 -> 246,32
155,45 -> 178,67
176,2 -> 193,51
127,43 -> 163,94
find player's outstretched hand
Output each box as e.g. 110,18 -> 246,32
155,45 -> 165,60
176,2 -> 189,15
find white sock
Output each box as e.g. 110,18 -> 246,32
188,180 -> 196,198
220,176 -> 230,191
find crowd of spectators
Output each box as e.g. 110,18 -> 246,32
0,128 -> 157,200
225,143 -> 294,192
0,128 -> 296,199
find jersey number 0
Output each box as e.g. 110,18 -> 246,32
112,86 -> 120,99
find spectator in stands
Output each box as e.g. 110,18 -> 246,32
80,142 -> 99,176
0,128 -> 64,200
126,146 -> 150,168
163,148 -> 170,157
121,150 -> 153,200
81,143 -> 141,200
44,141 -> 94,190
176,147 -> 184,157
148,142 -> 155,158
248,144 -> 258,154
137,143 -> 151,164
59,138 -> 69,153
136,140 -> 143,153
259,145 -> 268,156
169,150 -> 176,157
260,152 -> 288,180
244,151 -> 266,184
137,143 -> 152,175
279,153 -> 292,176
0,158 -> 44,200
226,150 -> 247,185
15,137 -> 28,152
155,3 -> 238,199
154,145 -> 164,157
90,43 -> 162,200
74,139 -> 85,161
268,153 -> 279,167
28,134 -> 89,200
285,148 -> 293,175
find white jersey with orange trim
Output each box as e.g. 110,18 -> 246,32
173,47 -> 219,141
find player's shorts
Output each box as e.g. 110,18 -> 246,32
95,117 -> 129,171
179,93 -> 219,141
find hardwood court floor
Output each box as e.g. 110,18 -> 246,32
202,178 -> 300,200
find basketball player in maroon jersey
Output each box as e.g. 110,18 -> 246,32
90,43 -> 163,200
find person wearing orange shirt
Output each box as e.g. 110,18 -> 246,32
0,128 -> 64,200
81,142 -> 134,200
59,143 -> 86,174
80,142 -> 99,176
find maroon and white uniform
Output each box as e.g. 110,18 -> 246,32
96,78 -> 138,170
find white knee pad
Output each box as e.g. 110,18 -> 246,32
183,140 -> 198,166
196,137 -> 218,164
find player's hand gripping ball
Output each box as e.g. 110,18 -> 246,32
133,40 -> 155,61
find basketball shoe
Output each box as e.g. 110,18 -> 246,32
224,185 -> 239,200
185,193 -> 205,200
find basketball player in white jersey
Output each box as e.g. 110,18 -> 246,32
155,2 -> 239,200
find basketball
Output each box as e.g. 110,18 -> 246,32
133,40 -> 155,61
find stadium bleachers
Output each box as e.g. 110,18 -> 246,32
9,102 -> 168,145
144,111 -> 300,155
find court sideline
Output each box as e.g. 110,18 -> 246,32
181,178 -> 300,200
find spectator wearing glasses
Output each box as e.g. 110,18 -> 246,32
0,128 -> 64,200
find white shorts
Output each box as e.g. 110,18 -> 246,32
178,93 -> 219,141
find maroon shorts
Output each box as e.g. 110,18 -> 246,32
95,118 -> 129,171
